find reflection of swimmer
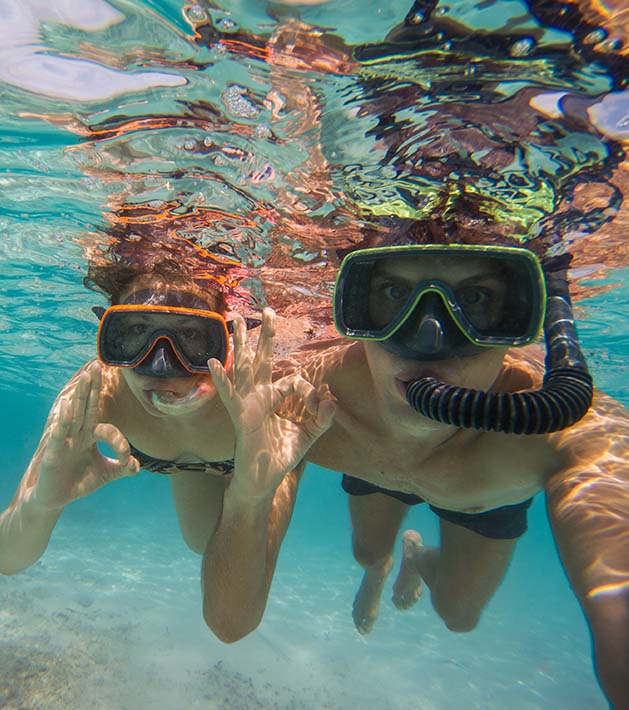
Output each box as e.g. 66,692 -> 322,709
0,230 -> 333,573
201,215 -> 628,710
0,0 -> 184,101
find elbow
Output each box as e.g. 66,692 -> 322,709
202,602 -> 260,644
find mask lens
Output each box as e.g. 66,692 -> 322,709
335,246 -> 544,347
98,307 -> 228,371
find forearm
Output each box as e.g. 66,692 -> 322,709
201,470 -> 300,642
545,453 -> 629,709
583,592 -> 629,710
0,486 -> 63,575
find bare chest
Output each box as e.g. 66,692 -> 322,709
310,422 -> 557,511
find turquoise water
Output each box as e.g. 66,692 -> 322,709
1,1 -> 628,708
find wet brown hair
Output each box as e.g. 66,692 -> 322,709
338,190 -> 553,261
83,204 -> 240,312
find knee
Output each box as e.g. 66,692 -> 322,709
352,537 -> 392,568
432,594 -> 481,633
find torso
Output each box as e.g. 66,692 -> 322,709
297,340 -> 580,512
96,362 -> 236,471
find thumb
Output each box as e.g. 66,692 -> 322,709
207,358 -> 239,418
302,399 -> 336,446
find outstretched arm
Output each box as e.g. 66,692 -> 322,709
0,361 -> 138,575
201,309 -> 335,642
545,394 -> 629,710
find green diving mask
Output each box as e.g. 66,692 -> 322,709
333,244 -> 546,361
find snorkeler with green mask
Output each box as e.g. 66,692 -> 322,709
202,235 -> 628,710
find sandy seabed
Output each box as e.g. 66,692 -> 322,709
0,492 -> 607,710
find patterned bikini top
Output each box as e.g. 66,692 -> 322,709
129,442 -> 235,476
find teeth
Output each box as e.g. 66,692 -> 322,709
149,384 -> 208,414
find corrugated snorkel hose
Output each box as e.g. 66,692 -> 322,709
405,255 -> 594,434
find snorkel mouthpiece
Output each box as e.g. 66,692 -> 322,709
405,255 -> 593,434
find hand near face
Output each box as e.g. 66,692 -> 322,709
32,361 -> 140,511
208,308 -> 336,501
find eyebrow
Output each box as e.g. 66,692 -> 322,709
372,267 -> 503,284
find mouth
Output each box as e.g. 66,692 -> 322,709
394,369 -> 445,399
144,381 -> 213,414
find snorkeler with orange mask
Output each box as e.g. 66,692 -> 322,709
0,232 -> 334,574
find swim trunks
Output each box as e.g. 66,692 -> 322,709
341,474 -> 533,540
129,442 -> 234,476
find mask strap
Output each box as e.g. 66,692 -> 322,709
226,317 -> 262,333
92,306 -> 106,320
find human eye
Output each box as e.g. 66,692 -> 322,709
456,285 -> 494,307
180,325 -> 205,342
376,280 -> 411,302
124,322 -> 149,337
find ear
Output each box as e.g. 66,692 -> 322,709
91,305 -> 106,320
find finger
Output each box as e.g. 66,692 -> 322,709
313,398 -> 337,433
207,358 -> 239,418
93,424 -> 140,478
93,423 -> 129,458
252,308 -> 275,385
293,398 -> 336,454
120,455 -> 140,477
267,374 -> 316,412
84,361 -> 103,427
292,376 -> 321,416
46,399 -> 73,456
69,369 -> 92,433
232,315 -> 255,394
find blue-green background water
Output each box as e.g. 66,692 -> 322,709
1,0 -> 629,707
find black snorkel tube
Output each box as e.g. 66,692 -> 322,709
405,254 -> 594,434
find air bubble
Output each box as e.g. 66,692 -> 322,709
583,28 -> 606,45
255,125 -> 272,139
185,5 -> 207,22
510,37 -> 535,57
218,17 -> 237,31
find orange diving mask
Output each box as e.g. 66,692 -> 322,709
96,289 -> 230,376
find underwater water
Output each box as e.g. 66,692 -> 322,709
1,0 -> 628,708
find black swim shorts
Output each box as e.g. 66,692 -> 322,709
341,474 -> 533,540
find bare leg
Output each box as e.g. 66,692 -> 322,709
349,493 -> 409,634
393,520 -> 517,631
392,530 -> 424,609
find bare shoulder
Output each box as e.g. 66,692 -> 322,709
274,337 -> 364,388
543,388 -> 629,511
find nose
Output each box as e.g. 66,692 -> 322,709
135,339 -> 190,378
401,292 -> 449,355
410,312 -> 444,354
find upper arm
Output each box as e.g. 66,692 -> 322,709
544,396 -> 629,602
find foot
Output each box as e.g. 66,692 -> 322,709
392,530 -> 424,610
352,558 -> 392,635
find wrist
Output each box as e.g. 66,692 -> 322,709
25,486 -> 65,516
224,477 -> 276,515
